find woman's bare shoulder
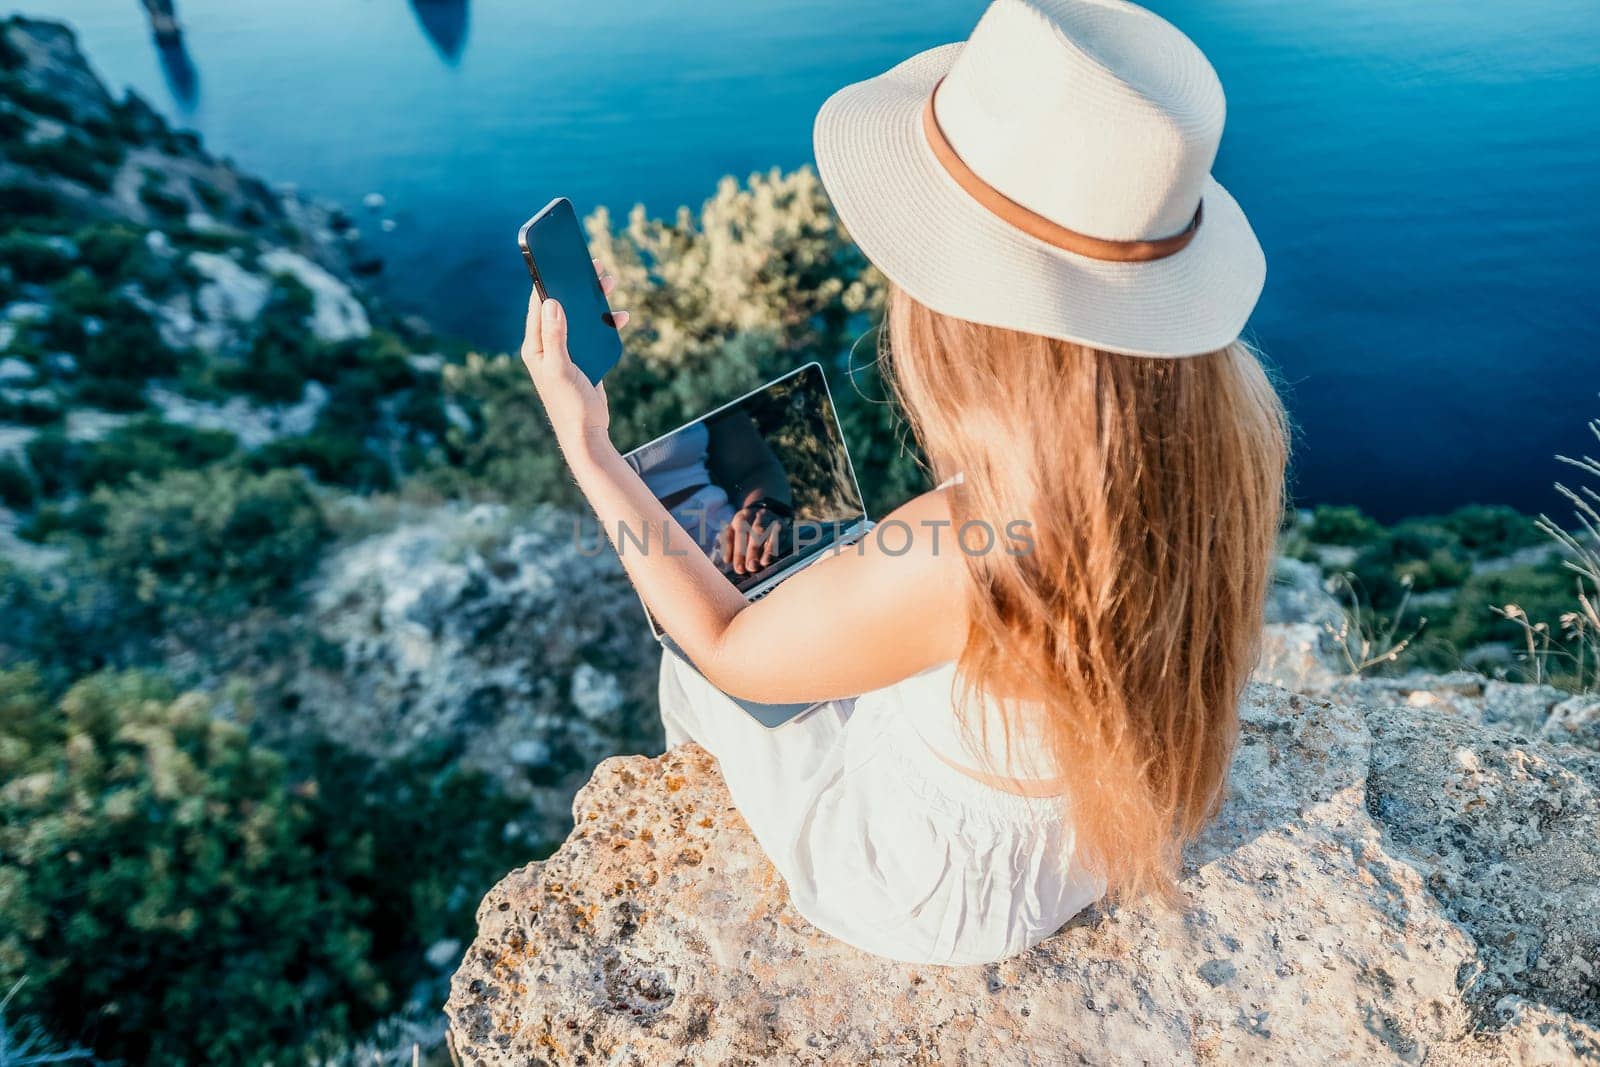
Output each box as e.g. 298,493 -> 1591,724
856,484 -> 970,624
875,484 -> 966,566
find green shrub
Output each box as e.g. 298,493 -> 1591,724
138,176 -> 188,219
11,418 -> 231,518
433,351 -> 578,507
169,129 -> 203,156
1390,520 -> 1476,587
248,330 -> 448,490
0,24 -> 25,72
238,200 -> 268,228
7,134 -> 120,191
1304,504 -> 1383,546
0,389 -> 59,425
291,736 -> 548,1008
73,221 -> 146,281
0,102 -> 26,140
45,267 -> 112,319
43,277 -> 184,406
311,330 -> 419,395
0,233 -> 72,283
133,252 -> 196,299
168,224 -> 244,255
21,429 -> 78,498
218,276 -> 320,401
15,499 -> 105,545
73,375 -> 149,411
0,455 -> 35,508
1441,561 -> 1578,655
0,667 -> 388,1064
76,417 -> 238,493
0,564 -> 66,668
0,99 -> 24,141
0,74 -> 75,123
83,303 -> 177,388
254,428 -> 394,492
0,559 -> 120,683
70,222 -> 193,300
1438,504 -> 1544,555
91,467 -> 330,626
0,182 -> 71,228
0,666 -> 538,1065
192,178 -> 228,214
1347,520 -> 1473,609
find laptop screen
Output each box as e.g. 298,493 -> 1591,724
625,363 -> 868,596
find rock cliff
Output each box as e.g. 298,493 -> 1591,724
446,674 -> 1600,1065
278,501 -> 661,824
1,17 -> 368,275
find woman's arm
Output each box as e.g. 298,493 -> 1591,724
523,280 -> 967,704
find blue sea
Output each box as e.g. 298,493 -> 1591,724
30,0 -> 1600,520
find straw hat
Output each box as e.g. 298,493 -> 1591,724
813,0 -> 1264,358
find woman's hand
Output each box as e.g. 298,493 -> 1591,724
717,502 -> 786,575
520,259 -> 630,450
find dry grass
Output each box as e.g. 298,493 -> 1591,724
1322,570 -> 1428,676
0,980 -> 92,1067
1498,415 -> 1600,692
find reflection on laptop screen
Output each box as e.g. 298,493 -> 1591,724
625,364 -> 867,594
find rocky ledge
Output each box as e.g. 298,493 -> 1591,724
446,682 -> 1600,1065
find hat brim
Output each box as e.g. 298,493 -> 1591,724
813,43 -> 1265,358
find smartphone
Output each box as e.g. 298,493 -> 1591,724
517,197 -> 622,385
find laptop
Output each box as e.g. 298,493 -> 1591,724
623,362 -> 872,728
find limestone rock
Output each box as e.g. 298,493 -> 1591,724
1254,621 -> 1342,692
1253,558 -> 1347,691
1265,555 -> 1343,629
1323,673 -> 1572,739
146,381 -> 328,450
1366,707 -> 1600,1031
190,250 -> 273,329
1,18 -> 113,127
280,503 -> 661,838
1544,695 -> 1600,751
259,248 -> 372,342
447,685 -> 1600,1065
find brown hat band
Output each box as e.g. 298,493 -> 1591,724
921,80 -> 1203,264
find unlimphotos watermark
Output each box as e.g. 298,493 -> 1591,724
569,513 -> 1035,559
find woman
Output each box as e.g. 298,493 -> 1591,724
522,0 -> 1287,965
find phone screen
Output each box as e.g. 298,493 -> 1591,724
519,198 -> 622,385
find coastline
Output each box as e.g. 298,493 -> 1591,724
2,14 -> 1596,1065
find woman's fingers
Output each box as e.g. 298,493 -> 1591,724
540,297 -> 568,365
744,513 -> 769,573
520,287 -> 544,366
722,519 -> 741,571
725,514 -> 755,574
588,260 -> 630,330
718,510 -> 783,575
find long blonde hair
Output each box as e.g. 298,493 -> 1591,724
884,286 -> 1288,902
